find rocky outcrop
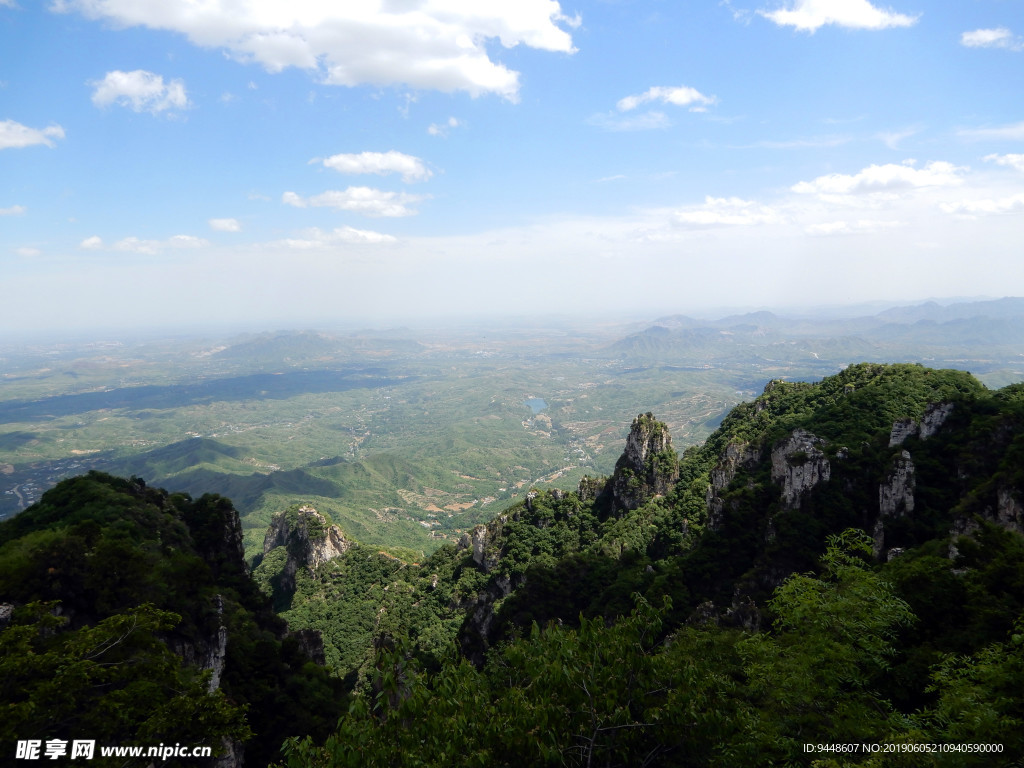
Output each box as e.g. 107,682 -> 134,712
458,513 -> 509,573
888,401 -> 954,446
874,450 -> 916,558
706,442 -> 761,529
770,429 -> 830,510
997,487 -> 1024,535
262,505 -> 352,595
603,413 -> 679,514
879,450 -> 916,518
950,485 -> 1024,559
264,505 -> 351,568
920,401 -> 954,439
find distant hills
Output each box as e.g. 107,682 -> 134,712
613,296 -> 1024,365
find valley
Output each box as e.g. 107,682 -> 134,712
2,301 -> 1023,561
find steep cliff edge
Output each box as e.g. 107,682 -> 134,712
257,504 -> 352,609
598,412 -> 679,516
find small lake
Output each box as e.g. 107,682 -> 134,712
524,397 -> 548,414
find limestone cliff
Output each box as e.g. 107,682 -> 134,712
602,413 -> 679,515
770,428 -> 831,510
706,441 -> 761,529
261,505 -> 351,597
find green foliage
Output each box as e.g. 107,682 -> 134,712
0,602 -> 250,765
737,530 -> 916,762
0,472 -> 345,767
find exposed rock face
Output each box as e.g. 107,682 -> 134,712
888,419 -> 918,448
874,450 -> 916,558
604,413 -> 679,514
262,505 -> 352,594
577,475 -> 607,503
458,513 -> 509,573
706,442 -> 761,529
879,450 -> 916,518
888,401 -> 954,446
920,401 -> 954,440
288,628 -> 327,666
770,429 -> 830,510
264,505 -> 350,568
997,487 -> 1024,535
950,485 -> 1024,559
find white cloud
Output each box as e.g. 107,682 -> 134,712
55,0 -> 579,101
805,219 -> 900,235
209,217 -> 242,232
792,161 -> 964,196
319,151 -> 431,183
876,126 -> 920,149
90,70 -> 190,113
0,119 -> 65,149
428,116 -> 462,137
586,111 -> 672,132
281,226 -> 397,249
0,204 -> 26,216
282,187 -> 425,217
961,28 -> 1023,50
672,196 -> 782,228
940,194 -> 1024,217
759,0 -> 918,32
984,154 -> 1024,172
15,247 -> 41,257
958,121 -> 1024,142
79,234 -> 208,254
617,85 -> 714,112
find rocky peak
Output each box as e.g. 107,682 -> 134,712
458,513 -> 509,573
603,413 -> 679,515
262,505 -> 351,595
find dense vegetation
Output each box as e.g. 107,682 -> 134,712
2,363 -> 1023,766
0,473 -> 344,766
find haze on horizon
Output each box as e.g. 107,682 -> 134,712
2,1 -> 1023,336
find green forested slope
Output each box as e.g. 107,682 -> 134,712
262,364 -> 1024,766
0,473 -> 344,767
3,363 -> 1024,766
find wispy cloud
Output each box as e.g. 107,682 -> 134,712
876,126 -> 921,149
89,70 -> 190,114
957,121 -> 1024,142
279,226 -> 397,249
209,218 -> 241,232
985,153 -> 1024,173
318,151 -> 431,183
745,134 -> 851,149
960,28 -> 1023,51
759,0 -> 918,32
428,117 -> 462,138
792,161 -> 965,196
617,85 -> 715,112
587,111 -> 671,132
80,234 -> 209,254
805,219 -> 900,236
0,119 -> 65,149
940,194 -> 1024,217
282,187 -> 426,217
672,196 -> 781,228
0,204 -> 26,216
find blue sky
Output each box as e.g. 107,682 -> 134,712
2,0 -> 1023,335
